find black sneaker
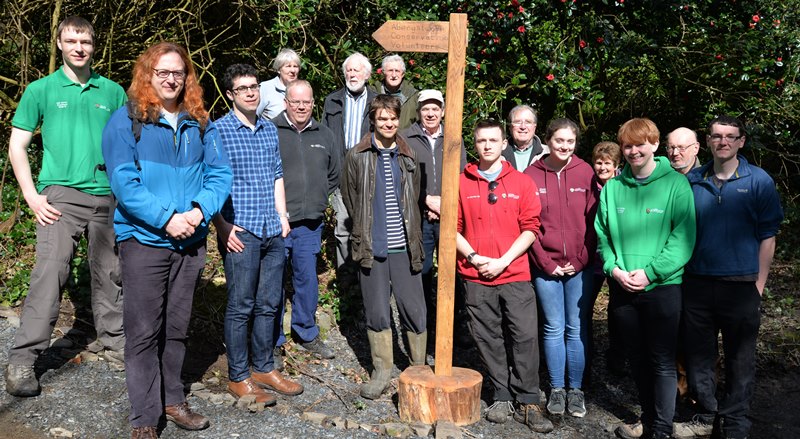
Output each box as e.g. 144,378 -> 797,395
547,387 -> 566,415
300,337 -> 335,359
5,364 -> 40,397
567,388 -> 587,417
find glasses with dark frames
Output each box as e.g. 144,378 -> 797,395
488,181 -> 499,205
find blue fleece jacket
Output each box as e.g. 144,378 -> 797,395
102,106 -> 232,250
686,155 -> 783,277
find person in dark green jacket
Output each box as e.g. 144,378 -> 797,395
594,118 -> 696,439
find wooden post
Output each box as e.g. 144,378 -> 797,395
374,13 -> 482,426
433,12 -> 467,378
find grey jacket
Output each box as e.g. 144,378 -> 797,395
341,134 -> 423,270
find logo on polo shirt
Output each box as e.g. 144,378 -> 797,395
95,103 -> 112,112
570,187 -> 587,193
539,188 -> 547,194
309,144 -> 326,149
616,207 -> 625,214
56,101 -> 68,109
646,208 -> 665,214
737,188 -> 749,193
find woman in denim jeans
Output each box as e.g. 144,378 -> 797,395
523,118 -> 598,418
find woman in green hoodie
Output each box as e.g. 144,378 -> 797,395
594,118 -> 696,439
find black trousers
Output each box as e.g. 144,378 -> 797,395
682,276 -> 761,437
609,281 -> 681,436
464,280 -> 541,405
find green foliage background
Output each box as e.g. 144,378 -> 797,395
1,0 -> 799,303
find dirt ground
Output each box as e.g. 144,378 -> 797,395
3,255 -> 798,438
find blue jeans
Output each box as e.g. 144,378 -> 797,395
277,220 -> 323,345
534,269 -> 592,389
222,230 -> 285,382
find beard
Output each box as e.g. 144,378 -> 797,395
346,78 -> 366,94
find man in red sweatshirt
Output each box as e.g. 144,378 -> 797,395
456,119 -> 552,433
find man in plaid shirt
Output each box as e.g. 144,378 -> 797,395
213,64 -> 302,406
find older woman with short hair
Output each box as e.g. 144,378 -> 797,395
258,48 -> 301,119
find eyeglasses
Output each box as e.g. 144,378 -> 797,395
708,134 -> 744,143
152,69 -> 186,80
487,181 -> 499,205
511,120 -> 535,127
232,84 -> 259,94
666,142 -> 698,153
286,99 -> 314,108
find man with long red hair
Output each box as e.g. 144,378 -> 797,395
101,42 -> 232,439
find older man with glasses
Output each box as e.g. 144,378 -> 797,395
666,127 -> 702,175
502,105 -> 549,172
271,80 -> 341,362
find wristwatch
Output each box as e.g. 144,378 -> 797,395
466,252 -> 477,265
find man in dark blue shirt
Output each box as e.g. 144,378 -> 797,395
683,115 -> 783,439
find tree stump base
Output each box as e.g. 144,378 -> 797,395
398,365 -> 482,426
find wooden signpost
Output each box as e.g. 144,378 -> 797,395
373,13 -> 483,426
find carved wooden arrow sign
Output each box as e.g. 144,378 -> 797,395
371,20 -> 450,53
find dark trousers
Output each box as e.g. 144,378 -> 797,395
609,281 -> 680,435
221,231 -> 284,382
119,239 -> 206,427
278,220 -> 323,345
464,280 -> 541,404
683,276 -> 760,437
359,251 -> 426,334
10,185 -> 123,365
421,218 -> 466,331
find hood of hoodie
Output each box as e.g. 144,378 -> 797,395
618,156 -> 675,186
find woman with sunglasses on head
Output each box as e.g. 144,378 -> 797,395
523,118 -> 598,418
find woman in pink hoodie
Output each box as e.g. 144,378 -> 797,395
524,118 -> 598,418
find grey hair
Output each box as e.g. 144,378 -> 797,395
342,52 -> 372,76
381,54 -> 406,72
508,104 -> 538,124
271,48 -> 301,71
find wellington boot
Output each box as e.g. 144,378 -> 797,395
406,331 -> 427,366
360,329 -> 393,400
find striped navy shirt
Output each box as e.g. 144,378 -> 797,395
344,89 -> 367,149
378,147 -> 407,249
216,110 -> 283,238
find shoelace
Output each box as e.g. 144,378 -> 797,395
15,366 -> 35,378
486,400 -> 514,414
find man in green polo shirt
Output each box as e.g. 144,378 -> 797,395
5,16 -> 127,397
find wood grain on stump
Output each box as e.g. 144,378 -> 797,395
398,365 -> 482,426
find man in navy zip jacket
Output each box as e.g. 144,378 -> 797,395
683,115 -> 783,439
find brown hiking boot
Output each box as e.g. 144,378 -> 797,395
514,402 -> 554,433
164,401 -> 209,430
131,426 -> 157,439
251,370 -> 304,396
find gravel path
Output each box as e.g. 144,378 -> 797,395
1,307 -> 796,438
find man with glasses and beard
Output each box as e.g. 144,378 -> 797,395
455,120 -> 552,433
